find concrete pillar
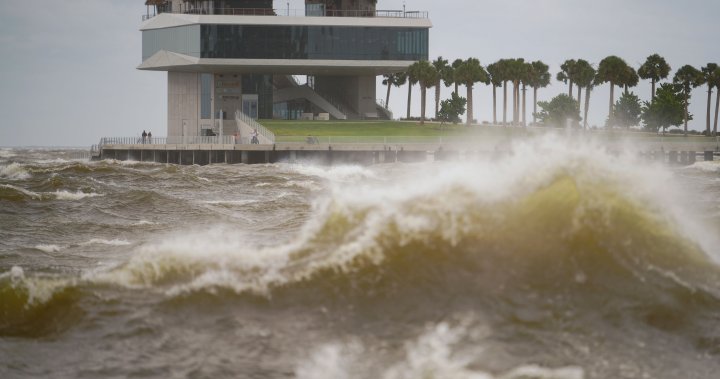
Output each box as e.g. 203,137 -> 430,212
264,151 -> 270,163
241,151 -> 248,164
290,151 -> 297,162
680,151 -> 688,165
705,151 -> 714,161
688,151 -> 696,165
668,151 -> 678,164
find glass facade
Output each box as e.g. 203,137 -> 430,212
142,24 -> 428,62
142,25 -> 200,60
200,25 -> 428,61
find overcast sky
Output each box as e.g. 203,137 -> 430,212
0,0 -> 718,146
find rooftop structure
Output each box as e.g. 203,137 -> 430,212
139,0 -> 431,140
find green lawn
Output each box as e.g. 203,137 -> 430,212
259,119 -> 718,143
260,120 -> 473,136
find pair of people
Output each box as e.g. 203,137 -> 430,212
141,130 -> 152,144
251,129 -> 259,144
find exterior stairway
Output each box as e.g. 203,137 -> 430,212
234,110 -> 275,144
274,84 -> 348,120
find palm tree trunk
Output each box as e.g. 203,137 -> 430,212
492,85 -> 497,124
454,82 -> 458,95
522,84 -> 527,127
503,82 -> 508,126
467,84 -> 474,126
684,90 -> 689,136
420,84 -> 426,125
407,82 -> 412,119
568,81 -> 573,97
624,85 -> 629,95
608,82 -> 615,127
584,86 -> 591,130
435,80 -> 441,119
513,81 -> 520,126
533,87 -> 538,125
385,82 -> 391,110
577,89 -> 582,113
651,79 -> 656,102
714,90 -> 719,136
707,86 -> 713,134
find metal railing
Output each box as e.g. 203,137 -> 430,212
235,110 -> 276,144
99,136 -> 234,145
142,8 -> 428,21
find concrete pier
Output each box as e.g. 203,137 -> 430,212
96,142 -> 720,166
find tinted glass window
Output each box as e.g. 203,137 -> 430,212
200,25 -> 428,61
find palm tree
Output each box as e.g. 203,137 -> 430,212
596,56 -> 631,127
455,58 -> 490,126
520,62 -> 533,127
573,60 -> 594,111
408,60 -> 439,125
451,59 -> 464,95
526,60 -> 550,126
713,67 -> 720,135
624,66 -> 639,95
432,57 -> 450,118
406,66 -> 419,120
381,73 -> 407,110
487,61 -> 504,125
498,59 -> 512,126
574,61 -> 596,129
557,59 -> 578,97
701,63 -> 719,134
507,58 -> 525,126
638,54 -> 671,102
673,65 -> 703,135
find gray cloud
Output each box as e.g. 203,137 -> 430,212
0,0 -> 717,146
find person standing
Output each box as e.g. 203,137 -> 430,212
142,130 -> 147,144
147,131 -> 152,144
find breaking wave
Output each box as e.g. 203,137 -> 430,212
94,138 -> 719,303
0,267 -> 82,337
0,163 -> 31,180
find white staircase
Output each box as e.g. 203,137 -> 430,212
234,110 -> 275,145
274,85 -> 348,120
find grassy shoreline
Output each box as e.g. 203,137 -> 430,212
260,120 -> 716,141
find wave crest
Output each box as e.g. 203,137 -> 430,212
96,138 -> 719,306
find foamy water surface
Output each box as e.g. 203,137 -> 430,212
1,140 -> 720,379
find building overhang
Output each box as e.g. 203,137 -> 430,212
140,13 -> 432,30
138,50 -> 416,75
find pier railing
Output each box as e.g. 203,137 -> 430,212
99,136 -> 235,146
142,8 -> 428,21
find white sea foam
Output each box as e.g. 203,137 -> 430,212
285,180 -> 323,191
296,322 -> 584,379
0,163 -> 31,180
0,148 -> 16,158
291,164 -> 377,182
203,199 -> 257,206
131,220 -> 157,226
50,190 -> 104,201
80,239 -> 131,247
685,160 -> 720,173
0,184 -> 41,199
34,244 -> 62,253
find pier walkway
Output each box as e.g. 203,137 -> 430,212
92,135 -> 720,165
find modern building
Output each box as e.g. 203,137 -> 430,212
140,0 -> 431,139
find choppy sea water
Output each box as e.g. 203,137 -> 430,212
1,138 -> 720,379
